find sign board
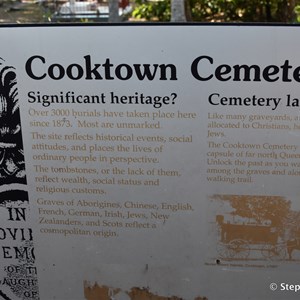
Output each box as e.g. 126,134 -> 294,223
0,24 -> 300,300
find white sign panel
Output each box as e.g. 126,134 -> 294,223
0,24 -> 300,300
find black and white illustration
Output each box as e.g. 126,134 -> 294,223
0,58 -> 26,186
0,58 -> 39,300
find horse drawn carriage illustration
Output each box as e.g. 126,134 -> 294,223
216,215 -> 287,260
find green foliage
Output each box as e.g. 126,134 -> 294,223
190,0 -> 298,22
132,0 -> 300,22
132,0 -> 171,21
295,5 -> 300,22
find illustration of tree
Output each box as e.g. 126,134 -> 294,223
0,58 -> 26,185
212,195 -> 291,236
